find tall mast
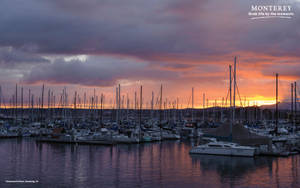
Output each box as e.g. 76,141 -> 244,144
192,87 -> 194,122
229,66 -> 232,108
29,89 -> 31,109
177,97 -> 179,121
118,84 -> 121,124
126,93 -> 129,121
51,91 -> 54,108
116,86 -> 119,123
31,94 -> 34,121
21,87 -> 23,109
221,97 -> 224,122
233,56 -> 236,124
151,91 -> 154,111
229,65 -> 232,140
41,84 -> 45,122
294,82 -> 297,120
275,73 -> 279,134
21,87 -> 23,125
134,91 -> 137,110
48,89 -> 50,109
291,83 -> 294,121
15,84 -> 18,109
151,91 -> 154,119
93,89 -> 96,110
15,84 -> 18,121
118,84 -> 121,111
74,91 -> 77,109
139,85 -> 142,129
203,93 -> 205,122
0,85 -> 2,109
100,93 -> 103,124
160,84 -> 163,124
84,92 -> 86,109
41,84 -> 44,108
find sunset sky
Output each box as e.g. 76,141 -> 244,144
0,0 -> 300,108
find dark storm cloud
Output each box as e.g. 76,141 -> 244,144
1,0 -> 299,60
0,46 -> 49,68
22,56 -> 178,86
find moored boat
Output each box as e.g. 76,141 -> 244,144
189,141 -> 255,157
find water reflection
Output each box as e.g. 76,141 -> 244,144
0,139 -> 299,188
191,154 -> 273,177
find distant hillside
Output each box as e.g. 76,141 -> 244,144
260,102 -> 295,110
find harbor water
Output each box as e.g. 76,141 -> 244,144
0,139 -> 299,188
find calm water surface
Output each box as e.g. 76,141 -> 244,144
0,138 -> 299,188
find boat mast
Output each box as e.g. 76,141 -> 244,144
233,57 -> 236,124
74,91 -> 77,109
48,89 -> 50,109
126,93 -> 129,122
134,91 -> 137,110
203,93 -> 205,122
41,84 -> 44,108
41,84 -> 44,122
294,82 -> 297,128
101,93 -> 103,125
275,73 -> 278,135
15,84 -> 18,121
116,86 -> 119,123
31,94 -> 34,122
192,87 -> 194,122
221,97 -> 224,122
28,89 -> 31,110
214,99 -> 217,122
291,83 -> 294,123
229,65 -> 232,140
0,85 -> 1,110
151,91 -> 154,119
139,85 -> 142,129
160,84 -> 162,124
176,97 -> 179,121
21,86 -> 23,125
84,92 -> 86,109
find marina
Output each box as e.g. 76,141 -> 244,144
0,104 -> 300,157
0,58 -> 299,158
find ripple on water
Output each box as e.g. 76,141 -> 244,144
0,139 -> 299,188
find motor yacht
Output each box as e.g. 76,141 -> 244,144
190,141 -> 255,157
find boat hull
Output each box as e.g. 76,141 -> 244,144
190,147 -> 255,157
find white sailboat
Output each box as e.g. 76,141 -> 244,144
190,57 -> 256,157
189,141 -> 255,157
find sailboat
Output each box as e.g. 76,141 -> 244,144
190,57 -> 256,157
189,141 -> 255,157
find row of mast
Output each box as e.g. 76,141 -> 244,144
0,59 -> 297,118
